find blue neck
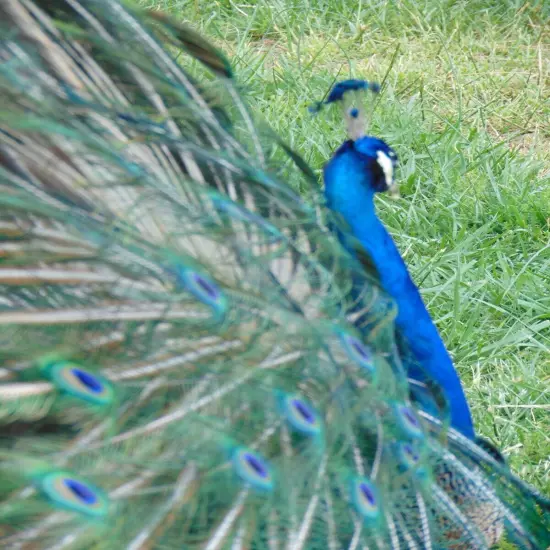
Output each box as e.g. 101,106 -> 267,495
324,147 -> 475,439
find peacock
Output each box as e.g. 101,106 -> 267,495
318,80 -> 474,441
0,1 -> 549,549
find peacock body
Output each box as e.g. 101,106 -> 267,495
323,129 -> 474,441
0,1 -> 549,549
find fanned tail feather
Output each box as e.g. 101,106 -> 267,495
0,1 -> 548,549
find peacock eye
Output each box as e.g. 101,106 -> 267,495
396,441 -> 421,472
403,443 -> 419,462
193,273 -> 219,300
280,393 -> 322,435
177,267 -> 227,315
39,472 -> 109,518
71,369 -> 103,393
340,332 -> 376,376
63,478 -> 97,504
350,477 -> 382,523
393,403 -> 424,440
232,447 -> 274,491
46,361 -> 114,406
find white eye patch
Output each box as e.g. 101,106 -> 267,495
376,150 -> 394,187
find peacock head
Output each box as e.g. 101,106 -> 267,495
314,79 -> 399,198
346,135 -> 399,196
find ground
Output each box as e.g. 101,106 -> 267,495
143,0 -> 549,493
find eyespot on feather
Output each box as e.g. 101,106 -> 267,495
339,331 -> 377,378
350,477 -> 382,523
38,472 -> 109,518
395,441 -> 422,473
232,448 -> 274,491
393,403 -> 425,440
279,393 -> 322,436
42,360 -> 114,406
176,267 -> 227,315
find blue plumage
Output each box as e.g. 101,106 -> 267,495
324,134 -> 475,439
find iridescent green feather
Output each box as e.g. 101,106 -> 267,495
0,1 -> 548,549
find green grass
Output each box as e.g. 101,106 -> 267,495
143,0 -> 549,492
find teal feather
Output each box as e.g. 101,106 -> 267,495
0,1 -> 549,549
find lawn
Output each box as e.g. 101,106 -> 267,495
141,0 -> 550,493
